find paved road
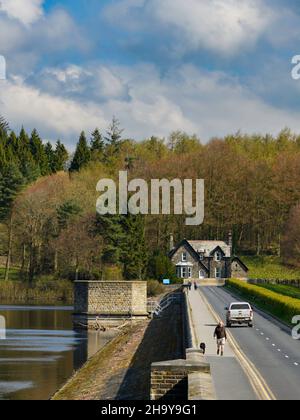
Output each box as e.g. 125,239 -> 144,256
200,286 -> 300,400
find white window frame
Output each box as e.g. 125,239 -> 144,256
182,267 -> 187,278
199,253 -> 204,261
182,252 -> 187,262
215,267 -> 222,279
199,270 -> 206,279
215,251 -> 222,262
188,267 -> 192,278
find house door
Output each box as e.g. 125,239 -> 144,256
199,270 -> 205,279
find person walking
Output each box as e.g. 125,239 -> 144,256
214,321 -> 227,356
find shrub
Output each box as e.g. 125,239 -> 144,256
227,279 -> 300,325
147,280 -> 165,297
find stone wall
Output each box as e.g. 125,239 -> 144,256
74,281 -> 148,317
151,355 -> 214,401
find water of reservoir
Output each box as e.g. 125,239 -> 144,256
0,304 -> 114,400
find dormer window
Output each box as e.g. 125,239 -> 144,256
199,253 -> 204,261
215,251 -> 222,262
182,252 -> 187,262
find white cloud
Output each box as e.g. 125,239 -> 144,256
104,0 -> 276,55
0,0 -> 44,25
2,63 -> 300,147
0,78 -> 106,146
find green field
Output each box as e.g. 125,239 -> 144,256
255,282 -> 300,300
242,256 -> 300,280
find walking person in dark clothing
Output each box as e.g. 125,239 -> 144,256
188,281 -> 192,292
214,321 -> 227,356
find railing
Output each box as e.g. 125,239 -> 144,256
148,293 -> 182,317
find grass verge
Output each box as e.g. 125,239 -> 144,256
226,279 -> 300,327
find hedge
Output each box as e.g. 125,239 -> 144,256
227,279 -> 300,326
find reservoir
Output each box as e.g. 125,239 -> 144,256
0,304 -> 114,400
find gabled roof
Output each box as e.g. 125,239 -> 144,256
187,240 -> 231,258
169,239 -> 209,272
232,257 -> 249,272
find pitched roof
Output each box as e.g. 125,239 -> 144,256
187,240 -> 231,257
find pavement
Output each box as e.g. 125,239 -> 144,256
187,287 -> 257,400
200,286 -> 300,400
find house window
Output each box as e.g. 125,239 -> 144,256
176,267 -> 182,278
182,267 -> 187,278
215,251 -> 222,262
199,253 -> 204,261
199,270 -> 206,279
188,267 -> 192,278
182,252 -> 187,262
215,267 -> 222,279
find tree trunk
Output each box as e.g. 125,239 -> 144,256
256,233 -> 261,256
75,256 -> 79,281
21,244 -> 26,272
54,249 -> 58,272
4,213 -> 13,282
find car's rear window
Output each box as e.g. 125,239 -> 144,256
230,304 -> 250,310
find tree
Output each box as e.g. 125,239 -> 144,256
30,129 -> 49,176
0,163 -> 24,281
282,205 -> 300,267
69,132 -> 91,172
53,140 -> 68,172
90,129 -> 104,161
122,215 -> 148,280
55,214 -> 102,281
0,115 -> 9,137
104,117 -> 124,161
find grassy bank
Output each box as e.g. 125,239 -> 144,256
243,256 -> 300,280
255,282 -> 300,300
226,279 -> 300,326
53,301 -> 184,400
0,279 -> 73,304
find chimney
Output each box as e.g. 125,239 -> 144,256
170,234 -> 174,251
228,231 -> 233,255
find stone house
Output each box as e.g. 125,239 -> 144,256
169,234 -> 248,280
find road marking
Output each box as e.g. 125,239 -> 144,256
278,349 -> 281,352
266,338 -> 270,341
285,355 -> 289,359
294,363 -> 299,366
261,333 -> 264,336
199,289 -> 276,401
272,344 -> 276,347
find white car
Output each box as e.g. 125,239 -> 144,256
226,302 -> 254,328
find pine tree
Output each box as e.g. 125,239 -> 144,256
90,129 -> 104,161
0,162 -> 24,281
44,142 -> 55,173
53,140 -> 68,172
69,132 -> 91,172
105,117 -> 124,160
0,116 -> 9,138
30,129 -> 48,176
96,214 -> 126,265
122,214 -> 148,280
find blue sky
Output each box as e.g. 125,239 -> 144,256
0,0 -> 300,148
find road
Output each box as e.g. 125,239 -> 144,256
200,286 -> 300,400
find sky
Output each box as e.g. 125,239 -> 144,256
1,0 -> 300,148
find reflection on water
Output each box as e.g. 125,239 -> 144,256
0,305 -> 114,400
